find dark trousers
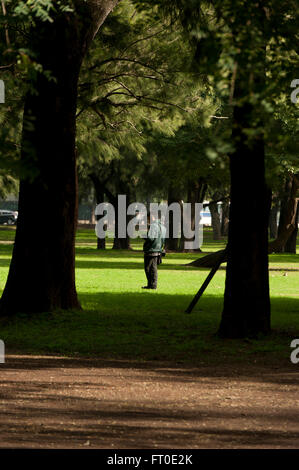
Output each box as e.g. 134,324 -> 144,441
144,255 -> 158,288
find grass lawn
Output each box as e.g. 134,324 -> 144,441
0,226 -> 298,366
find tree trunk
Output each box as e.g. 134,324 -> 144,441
269,196 -> 279,239
165,185 -> 181,251
102,181 -> 132,250
179,179 -> 206,252
112,195 -> 131,250
0,1 -> 119,317
97,235 -> 106,250
90,173 -> 106,249
218,68 -> 271,337
113,213 -> 131,250
221,199 -> 230,236
210,197 -> 221,240
285,204 -> 299,254
273,174 -> 299,253
276,177 -> 292,252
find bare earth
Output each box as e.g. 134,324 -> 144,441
0,355 -> 298,449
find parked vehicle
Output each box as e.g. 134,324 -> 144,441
0,210 -> 18,225
200,211 -> 212,226
201,201 -> 225,226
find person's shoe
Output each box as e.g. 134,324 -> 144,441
142,286 -> 157,289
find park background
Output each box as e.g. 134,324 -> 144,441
0,0 -> 298,450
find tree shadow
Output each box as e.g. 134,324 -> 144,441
0,293 -> 298,384
1,359 -> 299,448
75,259 -> 201,270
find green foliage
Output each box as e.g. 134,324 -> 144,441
76,0 -> 232,202
0,173 -> 18,198
0,0 -> 298,201
133,0 -> 299,191
142,109 -> 230,199
0,0 -> 75,184
10,0 -> 73,23
77,0 -> 202,200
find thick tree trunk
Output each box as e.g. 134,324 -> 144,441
0,19 -> 82,315
218,75 -> 271,338
0,1 -> 119,316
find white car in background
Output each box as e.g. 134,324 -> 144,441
200,210 -> 212,226
0,210 -> 18,225
200,201 -> 224,226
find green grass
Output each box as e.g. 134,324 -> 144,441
0,225 -> 298,366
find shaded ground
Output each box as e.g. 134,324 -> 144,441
1,355 -> 299,449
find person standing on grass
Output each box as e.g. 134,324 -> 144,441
142,213 -> 166,290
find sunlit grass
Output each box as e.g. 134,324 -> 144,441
0,226 -> 298,365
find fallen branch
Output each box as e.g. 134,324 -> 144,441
187,233 -> 299,269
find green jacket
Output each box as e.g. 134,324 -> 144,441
143,220 -> 166,254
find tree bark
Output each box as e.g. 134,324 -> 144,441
0,1 -> 119,316
218,53 -> 271,337
273,174 -> 299,253
285,204 -> 299,254
221,199 -> 230,236
179,179 -> 206,252
209,196 -> 221,240
90,173 -> 106,249
100,172 -> 132,250
269,195 -> 279,239
165,185 -> 181,251
113,186 -> 132,250
112,201 -> 132,250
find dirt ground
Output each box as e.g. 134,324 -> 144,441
0,354 -> 298,449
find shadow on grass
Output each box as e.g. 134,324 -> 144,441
0,291 -> 298,373
0,254 -> 298,272
76,258 -> 299,272
75,259 -> 202,271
